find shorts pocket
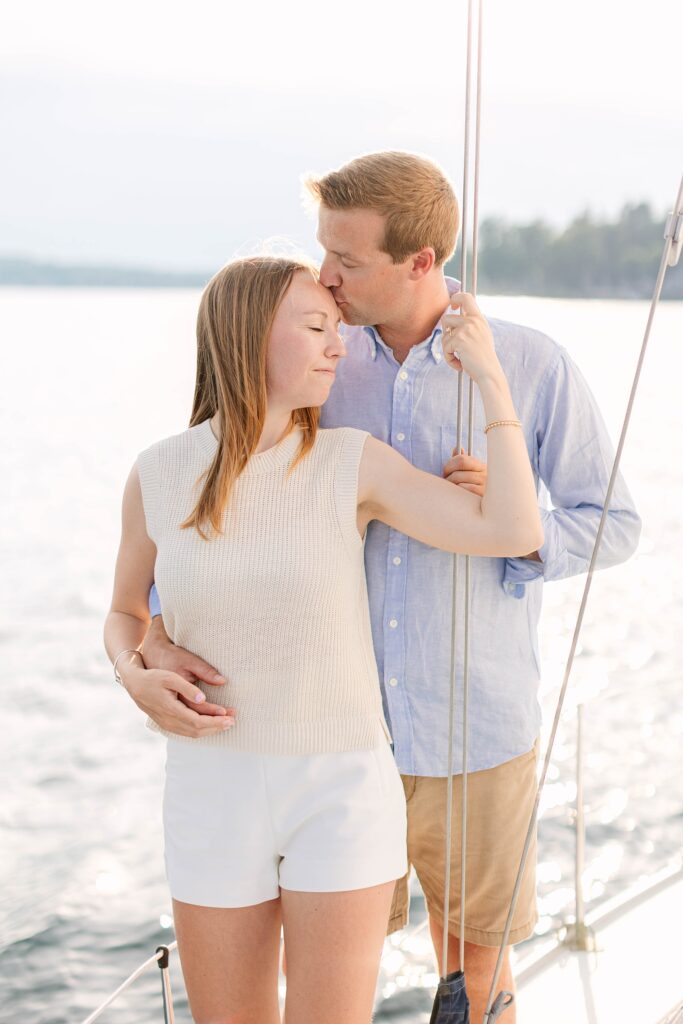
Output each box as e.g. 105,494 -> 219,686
372,742 -> 404,806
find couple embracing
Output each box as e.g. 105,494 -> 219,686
104,151 -> 640,1024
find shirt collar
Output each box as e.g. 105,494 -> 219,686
360,276 -> 460,364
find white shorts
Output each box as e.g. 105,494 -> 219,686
163,737 -> 408,908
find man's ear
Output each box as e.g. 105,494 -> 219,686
408,247 -> 437,279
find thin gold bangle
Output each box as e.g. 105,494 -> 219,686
484,419 -> 522,434
113,648 -> 144,685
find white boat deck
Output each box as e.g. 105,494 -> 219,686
514,865 -> 683,1024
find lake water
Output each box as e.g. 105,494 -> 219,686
1,289 -> 682,1022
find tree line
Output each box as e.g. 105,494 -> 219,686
445,203 -> 682,299
1,203 -> 681,297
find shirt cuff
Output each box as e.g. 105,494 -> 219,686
149,584 -> 162,618
502,508 -> 565,597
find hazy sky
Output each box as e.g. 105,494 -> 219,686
2,0 -> 681,268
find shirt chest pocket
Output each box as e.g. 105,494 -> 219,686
440,424 -> 487,472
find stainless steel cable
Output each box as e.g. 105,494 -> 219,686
459,5 -> 483,972
441,0 -> 474,974
482,172 -> 683,1023
442,0 -> 484,983
80,942 -> 179,1024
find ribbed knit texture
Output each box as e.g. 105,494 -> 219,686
137,419 -> 391,754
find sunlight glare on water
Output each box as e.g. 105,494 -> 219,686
1,289 -> 682,1022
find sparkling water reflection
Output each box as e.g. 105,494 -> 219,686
1,289 -> 682,1022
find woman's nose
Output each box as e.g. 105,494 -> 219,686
326,331 -> 346,357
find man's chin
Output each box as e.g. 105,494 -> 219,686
338,306 -> 366,327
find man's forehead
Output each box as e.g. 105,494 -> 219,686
317,207 -> 385,255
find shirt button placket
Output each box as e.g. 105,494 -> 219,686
383,360 -> 412,758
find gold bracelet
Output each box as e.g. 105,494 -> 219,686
484,419 -> 522,434
113,648 -> 144,685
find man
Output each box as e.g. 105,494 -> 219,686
141,152 -> 641,1021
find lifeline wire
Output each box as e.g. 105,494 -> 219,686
482,172 -> 683,1024
80,942 -> 179,1024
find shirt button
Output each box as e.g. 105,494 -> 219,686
388,677 -> 398,687
435,354 -> 442,362
399,370 -> 408,381
389,619 -> 398,628
396,432 -> 405,441
393,556 -> 402,566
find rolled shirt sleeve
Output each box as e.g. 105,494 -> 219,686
503,348 -> 641,597
149,584 -> 162,618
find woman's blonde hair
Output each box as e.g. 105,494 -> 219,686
183,255 -> 320,539
304,151 -> 459,266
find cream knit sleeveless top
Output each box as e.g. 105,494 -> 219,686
136,419 -> 391,754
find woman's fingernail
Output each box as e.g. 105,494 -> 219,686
194,692 -> 206,704
212,672 -> 226,683
222,719 -> 235,729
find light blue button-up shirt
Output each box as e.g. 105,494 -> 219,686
150,279 -> 641,775
317,280 -> 641,775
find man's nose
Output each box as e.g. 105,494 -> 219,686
319,255 -> 341,288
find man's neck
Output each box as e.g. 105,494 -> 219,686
374,276 -> 452,363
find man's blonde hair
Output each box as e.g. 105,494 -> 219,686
304,151 -> 459,266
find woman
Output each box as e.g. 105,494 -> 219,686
104,254 -> 542,1024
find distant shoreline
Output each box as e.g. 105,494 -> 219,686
0,258 -> 210,290
2,268 -> 680,300
3,281 -> 680,301
3,197 -> 682,300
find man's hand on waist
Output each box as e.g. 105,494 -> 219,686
142,614 -> 229,719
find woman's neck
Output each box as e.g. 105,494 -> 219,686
255,412 -> 293,453
210,410 -> 293,454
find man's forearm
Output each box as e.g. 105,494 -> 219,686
505,502 -> 641,591
143,614 -> 175,664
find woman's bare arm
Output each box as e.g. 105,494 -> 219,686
357,293 -> 543,557
104,466 -> 156,663
103,465 -> 234,737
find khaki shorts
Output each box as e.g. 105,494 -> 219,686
388,740 -> 539,947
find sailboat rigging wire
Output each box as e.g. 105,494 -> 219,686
482,172 -> 683,1024
460,6 -> 483,945
442,0 -> 484,984
471,0 -> 483,301
440,0 -> 479,983
459,2 -> 484,967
